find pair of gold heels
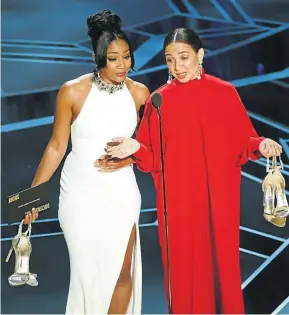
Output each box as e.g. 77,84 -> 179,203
6,221 -> 38,286
262,156 -> 289,227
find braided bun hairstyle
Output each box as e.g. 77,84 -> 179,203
87,10 -> 135,70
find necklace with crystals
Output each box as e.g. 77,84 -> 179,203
92,71 -> 125,94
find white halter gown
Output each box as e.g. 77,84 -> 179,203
58,81 -> 142,314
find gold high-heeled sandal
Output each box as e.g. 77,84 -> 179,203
6,221 -> 38,287
271,156 -> 289,218
262,157 -> 286,227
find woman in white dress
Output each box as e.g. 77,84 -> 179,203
24,10 -> 150,314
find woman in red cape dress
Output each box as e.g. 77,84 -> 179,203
106,28 -> 282,314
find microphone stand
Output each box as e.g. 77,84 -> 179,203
156,107 -> 172,314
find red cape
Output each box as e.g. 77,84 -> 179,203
134,73 -> 264,314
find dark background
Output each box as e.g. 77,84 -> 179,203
1,0 -> 289,313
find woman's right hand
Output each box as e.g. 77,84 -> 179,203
94,155 -> 133,172
106,137 -> 140,159
23,208 -> 39,224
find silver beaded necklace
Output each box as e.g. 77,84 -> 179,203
92,71 -> 125,94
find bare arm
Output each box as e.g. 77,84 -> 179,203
31,83 -> 74,186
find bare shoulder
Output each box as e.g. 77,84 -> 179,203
126,78 -> 150,106
126,77 -> 149,93
58,73 -> 93,103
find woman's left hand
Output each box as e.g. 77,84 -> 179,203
259,138 -> 283,157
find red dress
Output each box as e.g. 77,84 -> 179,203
133,72 -> 264,314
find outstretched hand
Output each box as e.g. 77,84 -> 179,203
106,137 -> 140,159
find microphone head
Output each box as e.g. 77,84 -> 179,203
151,92 -> 162,109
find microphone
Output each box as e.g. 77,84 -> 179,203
151,92 -> 162,115
151,92 -> 172,314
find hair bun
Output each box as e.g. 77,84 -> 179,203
87,10 -> 122,39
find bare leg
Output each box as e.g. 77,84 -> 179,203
108,224 -> 136,314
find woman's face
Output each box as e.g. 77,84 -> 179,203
165,42 -> 204,83
99,39 -> 132,84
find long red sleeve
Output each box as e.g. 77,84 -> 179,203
133,98 -> 160,173
229,86 -> 264,166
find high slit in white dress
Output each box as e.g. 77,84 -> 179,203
58,81 -> 142,314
